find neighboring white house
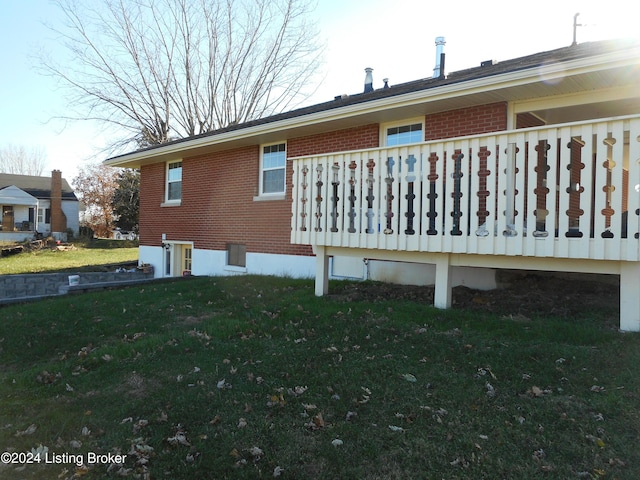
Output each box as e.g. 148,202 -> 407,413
0,170 -> 79,242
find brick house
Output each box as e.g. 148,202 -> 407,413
105,39 -> 640,331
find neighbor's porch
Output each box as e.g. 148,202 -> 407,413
290,115 -> 640,331
1,202 -> 40,242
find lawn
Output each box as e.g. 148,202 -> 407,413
0,275 -> 638,479
0,239 -> 138,274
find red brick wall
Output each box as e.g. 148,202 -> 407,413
288,124 -> 379,157
425,103 -> 507,140
140,146 -> 310,256
140,106 -> 510,255
139,163 -> 169,246
140,125 -> 380,256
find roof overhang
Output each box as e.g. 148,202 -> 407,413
0,185 -> 39,206
105,43 -> 640,169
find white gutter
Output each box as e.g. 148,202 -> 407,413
105,46 -> 640,167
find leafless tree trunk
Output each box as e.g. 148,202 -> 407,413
42,0 -> 323,150
0,145 -> 48,176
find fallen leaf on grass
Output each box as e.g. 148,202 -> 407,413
287,385 -> 308,396
15,424 -> 37,436
31,444 -> 48,457
74,465 -> 90,476
273,465 -> 285,477
485,382 -> 496,397
305,413 -> 326,430
586,434 -> 605,447
532,449 -> 546,461
133,419 -> 149,433
528,385 -> 552,397
267,393 -> 286,408
77,346 -> 92,357
331,439 -> 344,447
167,426 -> 191,447
477,367 -> 497,379
36,370 -> 60,384
388,425 -> 404,432
357,387 -> 372,404
450,457 -> 470,468
249,446 -> 263,461
402,373 -> 417,383
217,379 -> 232,389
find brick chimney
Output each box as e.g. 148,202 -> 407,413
50,170 -> 67,235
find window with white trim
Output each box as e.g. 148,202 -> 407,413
260,143 -> 286,195
384,121 -> 424,146
166,161 -> 182,202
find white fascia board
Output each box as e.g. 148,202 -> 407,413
105,48 -> 639,168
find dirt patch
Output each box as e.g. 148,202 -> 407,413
119,372 -> 156,399
330,273 -> 619,320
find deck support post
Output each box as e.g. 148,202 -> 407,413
619,262 -> 640,332
434,254 -> 452,309
315,245 -> 330,296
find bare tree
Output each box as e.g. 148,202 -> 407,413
42,0 -> 323,150
73,162 -> 119,237
0,145 -> 48,176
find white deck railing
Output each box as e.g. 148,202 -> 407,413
291,115 -> 640,262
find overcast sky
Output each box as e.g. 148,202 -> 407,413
1,0 -> 638,180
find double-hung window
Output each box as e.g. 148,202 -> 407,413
166,161 -> 182,202
260,143 -> 286,195
384,121 -> 424,146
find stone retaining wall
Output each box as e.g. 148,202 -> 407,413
0,271 -> 155,302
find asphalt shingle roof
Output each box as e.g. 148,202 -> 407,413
0,173 -> 78,201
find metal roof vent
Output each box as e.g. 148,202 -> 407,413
432,37 -> 446,78
364,67 -> 374,93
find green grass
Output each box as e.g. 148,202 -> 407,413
0,239 -> 138,274
0,276 -> 638,479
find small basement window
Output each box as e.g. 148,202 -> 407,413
227,243 -> 246,267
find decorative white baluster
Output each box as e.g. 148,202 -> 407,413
503,143 -> 518,237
